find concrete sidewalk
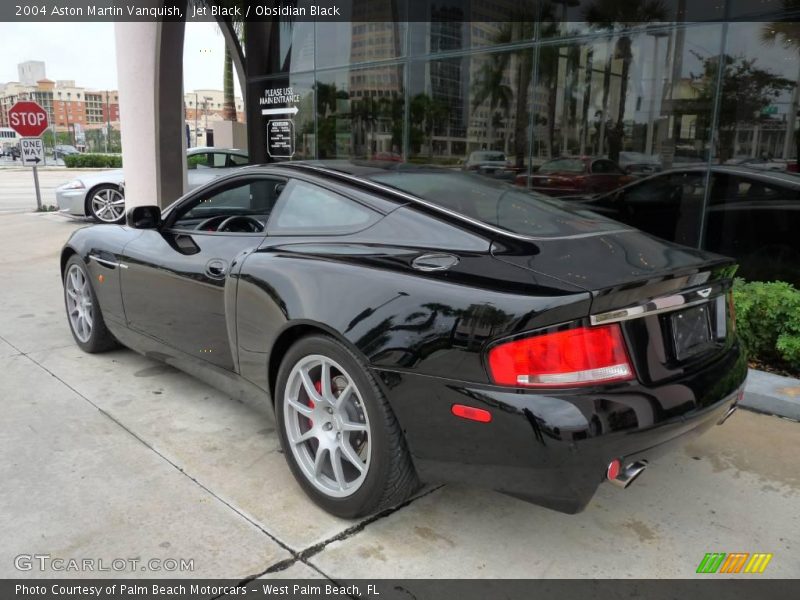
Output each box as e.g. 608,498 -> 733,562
743,369 -> 800,421
1,211 -> 798,580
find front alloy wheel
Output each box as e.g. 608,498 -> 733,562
63,256 -> 118,353
88,185 -> 125,224
275,335 -> 417,518
65,263 -> 93,343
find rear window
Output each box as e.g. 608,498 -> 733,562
368,171 -> 625,238
539,158 -> 586,174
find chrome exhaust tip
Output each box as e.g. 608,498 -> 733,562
607,459 -> 648,489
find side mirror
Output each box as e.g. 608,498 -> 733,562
126,205 -> 161,229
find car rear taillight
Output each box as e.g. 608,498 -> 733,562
487,324 -> 634,388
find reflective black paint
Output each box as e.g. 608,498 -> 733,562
61,164 -> 747,514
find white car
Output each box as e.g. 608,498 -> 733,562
55,147 -> 248,224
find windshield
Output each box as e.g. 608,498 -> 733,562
539,158 -> 586,174
367,170 -> 625,238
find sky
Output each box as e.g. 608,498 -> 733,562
0,21 -> 242,96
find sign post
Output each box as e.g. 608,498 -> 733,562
8,101 -> 49,211
20,138 -> 45,210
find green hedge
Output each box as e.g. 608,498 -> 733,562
187,154 -> 205,170
733,279 -> 800,374
63,154 -> 122,168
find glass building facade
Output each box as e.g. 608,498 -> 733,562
243,1 -> 800,283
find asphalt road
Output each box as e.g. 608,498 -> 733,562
1,207 -> 798,582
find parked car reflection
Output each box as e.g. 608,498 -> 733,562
515,156 -> 633,196
571,166 -> 800,286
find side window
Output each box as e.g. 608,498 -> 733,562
705,175 -> 800,285
268,180 -> 381,235
229,154 -> 249,166
170,178 -> 285,233
189,153 -> 211,169
592,160 -> 622,174
211,153 -> 228,168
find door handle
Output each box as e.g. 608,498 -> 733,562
205,258 -> 228,278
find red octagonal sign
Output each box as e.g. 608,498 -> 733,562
8,101 -> 49,137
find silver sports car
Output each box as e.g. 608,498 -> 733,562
55,147 -> 248,223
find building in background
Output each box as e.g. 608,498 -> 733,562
184,88 -> 245,147
0,62 -> 120,152
17,60 -> 46,86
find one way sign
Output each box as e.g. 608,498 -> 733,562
20,137 -> 44,167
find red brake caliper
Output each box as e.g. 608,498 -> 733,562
307,380 -> 321,426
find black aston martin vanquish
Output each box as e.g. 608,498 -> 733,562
61,161 -> 747,518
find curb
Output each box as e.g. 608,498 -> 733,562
741,368 -> 800,421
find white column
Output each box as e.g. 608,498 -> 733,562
115,22 -> 187,210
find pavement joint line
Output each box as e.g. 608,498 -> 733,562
226,484 -> 445,589
298,484 -> 446,564
16,346 -> 302,563
11,337 -> 444,581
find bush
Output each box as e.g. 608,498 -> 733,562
733,278 -> 800,374
64,153 -> 122,168
187,154 -> 205,170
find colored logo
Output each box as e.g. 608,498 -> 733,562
696,552 -> 773,574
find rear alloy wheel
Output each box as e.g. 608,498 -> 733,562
63,256 -> 118,353
88,185 -> 125,224
275,335 -> 417,518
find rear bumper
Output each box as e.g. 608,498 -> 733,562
376,342 -> 747,514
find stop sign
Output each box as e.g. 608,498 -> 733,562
8,101 -> 49,137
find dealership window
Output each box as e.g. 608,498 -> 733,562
248,72 -> 315,160
407,47 -> 532,169
315,64 -> 405,159
531,25 -> 722,173
317,21 -> 406,69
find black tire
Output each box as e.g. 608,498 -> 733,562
63,255 -> 119,353
87,184 -> 126,224
275,334 -> 418,518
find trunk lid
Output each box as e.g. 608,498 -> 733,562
491,229 -> 738,385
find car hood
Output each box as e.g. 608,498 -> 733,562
63,168 -> 125,187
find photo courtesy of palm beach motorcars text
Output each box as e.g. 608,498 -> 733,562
14,583 -> 375,597
2,0 -> 800,599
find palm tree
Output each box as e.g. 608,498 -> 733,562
584,0 -> 668,161
410,93 -> 449,159
191,0 -> 244,122
472,54 -> 514,152
488,20 -> 536,167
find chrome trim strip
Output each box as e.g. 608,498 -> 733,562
89,254 -> 119,268
590,283 -> 727,325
